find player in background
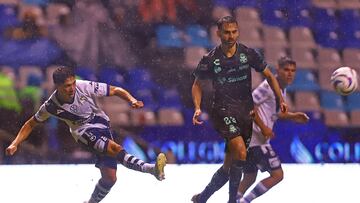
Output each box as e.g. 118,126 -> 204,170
237,56 -> 309,203
192,56 -> 309,203
5,66 -> 167,203
191,16 -> 287,203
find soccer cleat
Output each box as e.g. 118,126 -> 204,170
154,153 -> 167,181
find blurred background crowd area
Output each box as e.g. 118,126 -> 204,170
0,0 -> 360,165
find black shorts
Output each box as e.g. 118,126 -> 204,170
243,144 -> 282,173
78,127 -> 117,169
211,105 -> 254,149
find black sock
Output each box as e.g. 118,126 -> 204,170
88,180 -> 113,203
199,166 -> 229,202
229,160 -> 245,203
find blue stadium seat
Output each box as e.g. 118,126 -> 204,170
158,88 -> 183,110
23,0 -> 49,5
314,30 -> 342,49
214,0 -> 258,8
74,67 -> 97,81
346,92 -> 360,111
156,25 -> 184,48
320,91 -> 345,110
185,24 -> 212,48
312,8 -> 338,32
260,1 -> 288,29
287,69 -> 320,91
97,67 -> 125,87
0,4 -> 19,33
287,6 -> 312,27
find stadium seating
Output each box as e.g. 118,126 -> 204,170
294,91 -> 321,112
156,25 -> 184,48
185,24 -> 212,48
287,69 -> 320,91
289,27 -> 316,50
320,90 -> 345,110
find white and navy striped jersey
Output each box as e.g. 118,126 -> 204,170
34,79 -> 110,141
250,79 -> 286,147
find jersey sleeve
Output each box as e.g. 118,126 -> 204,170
247,48 -> 267,72
79,80 -> 110,97
34,103 -> 51,123
192,56 -> 213,80
252,81 -> 271,105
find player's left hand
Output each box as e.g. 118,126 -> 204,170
293,112 -> 310,123
131,100 -> 144,108
193,109 -> 203,125
280,101 -> 288,113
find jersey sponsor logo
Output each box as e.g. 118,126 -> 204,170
239,53 -> 248,64
214,66 -> 222,73
213,59 -> 220,66
80,96 -> 87,102
227,75 -> 247,83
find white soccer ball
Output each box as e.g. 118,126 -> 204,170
330,67 -> 358,95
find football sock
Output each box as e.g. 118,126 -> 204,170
117,149 -> 153,173
198,166 -> 229,202
229,160 -> 245,203
88,180 -> 113,203
244,182 -> 269,202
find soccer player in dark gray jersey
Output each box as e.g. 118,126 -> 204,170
192,16 -> 287,203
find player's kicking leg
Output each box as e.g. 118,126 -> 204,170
105,139 -> 167,181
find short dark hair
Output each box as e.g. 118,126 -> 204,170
52,66 -> 75,85
217,16 -> 238,30
277,56 -> 296,69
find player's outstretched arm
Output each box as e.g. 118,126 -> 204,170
278,112 -> 309,123
5,116 -> 38,156
192,78 -> 203,125
109,85 -> 143,108
262,67 -> 288,113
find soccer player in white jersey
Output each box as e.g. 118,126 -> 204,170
192,57 -> 309,203
237,56 -> 309,203
5,66 -> 167,203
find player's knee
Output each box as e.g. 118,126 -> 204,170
271,169 -> 284,183
101,173 -> 117,187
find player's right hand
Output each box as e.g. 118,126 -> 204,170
131,100 -> 144,108
5,144 -> 18,156
280,101 -> 288,113
192,109 -> 203,125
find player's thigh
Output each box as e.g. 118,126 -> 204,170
227,136 -> 247,160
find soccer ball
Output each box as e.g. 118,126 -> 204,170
330,67 -> 358,95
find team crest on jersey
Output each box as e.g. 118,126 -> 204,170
80,96 -> 87,102
239,53 -> 248,64
214,66 -> 222,73
70,105 -> 78,113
